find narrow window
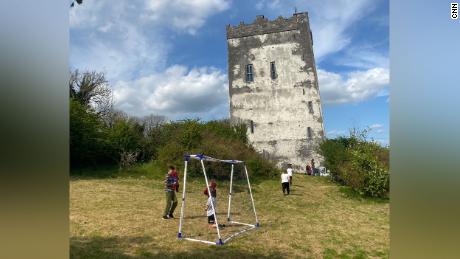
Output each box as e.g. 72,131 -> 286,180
270,61 -> 276,80
310,30 -> 313,45
307,127 -> 313,139
250,120 -> 254,134
302,89 -> 305,95
308,101 -> 314,114
246,64 -> 253,82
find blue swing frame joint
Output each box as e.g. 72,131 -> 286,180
256,222 -> 260,228
216,239 -> 224,245
178,232 -> 182,239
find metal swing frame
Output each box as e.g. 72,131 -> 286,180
177,154 -> 260,245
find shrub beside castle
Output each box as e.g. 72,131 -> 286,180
319,129 -> 390,198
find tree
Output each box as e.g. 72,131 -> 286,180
135,114 -> 167,137
69,70 -> 113,119
107,115 -> 145,167
70,99 -> 112,167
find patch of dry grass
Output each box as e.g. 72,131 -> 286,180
70,175 -> 389,258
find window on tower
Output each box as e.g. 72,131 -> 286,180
308,101 -> 314,114
310,30 -> 313,45
250,120 -> 254,133
246,64 -> 254,82
307,127 -> 313,139
270,61 -> 277,79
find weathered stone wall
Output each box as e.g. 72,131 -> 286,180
226,13 -> 325,172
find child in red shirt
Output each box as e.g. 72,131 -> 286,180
170,168 -> 179,192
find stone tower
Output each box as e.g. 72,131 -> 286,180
226,12 -> 325,172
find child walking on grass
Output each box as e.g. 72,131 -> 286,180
281,171 -> 290,195
163,165 -> 179,219
287,164 -> 293,186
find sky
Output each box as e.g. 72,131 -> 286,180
69,0 -> 389,146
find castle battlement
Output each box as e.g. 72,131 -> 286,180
226,12 -> 309,39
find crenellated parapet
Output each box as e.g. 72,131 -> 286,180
226,12 -> 309,39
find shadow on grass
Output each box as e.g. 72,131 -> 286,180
70,236 -> 155,259
71,165 -> 120,179
284,193 -> 303,196
185,212 -> 241,220
322,246 -> 388,259
70,235 -> 284,259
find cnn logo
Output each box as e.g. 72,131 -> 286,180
452,3 -> 458,19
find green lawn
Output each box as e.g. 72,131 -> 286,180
70,172 -> 389,258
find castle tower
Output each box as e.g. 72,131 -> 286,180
226,12 -> 325,172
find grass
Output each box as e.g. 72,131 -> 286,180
70,166 -> 389,258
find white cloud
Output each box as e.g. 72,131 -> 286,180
143,0 -> 230,34
255,0 -> 281,11
112,65 -> 229,118
318,67 -> 389,104
255,1 -> 265,10
335,46 -> 389,69
70,0 -> 231,119
253,0 -> 378,60
69,0 -> 103,29
70,0 -> 230,33
309,0 -> 376,58
369,123 -> 385,134
70,0 -> 230,81
326,129 -> 346,138
70,1 -> 170,81
369,123 -> 383,129
70,21 -> 168,82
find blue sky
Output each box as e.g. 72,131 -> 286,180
70,0 -> 389,146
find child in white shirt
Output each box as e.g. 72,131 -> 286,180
281,171 -> 290,195
204,180 -> 218,228
206,195 -> 217,227
287,165 -> 293,186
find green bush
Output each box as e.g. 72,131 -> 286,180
106,117 -> 144,165
157,142 -> 186,168
319,128 -> 389,198
317,138 -> 350,183
153,119 -> 276,180
364,167 -> 389,198
245,158 -> 277,179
